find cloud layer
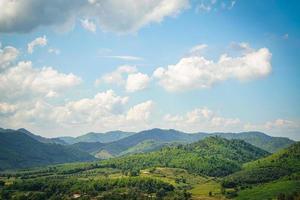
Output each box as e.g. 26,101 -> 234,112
0,0 -> 189,33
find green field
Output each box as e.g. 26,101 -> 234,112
235,180 -> 300,200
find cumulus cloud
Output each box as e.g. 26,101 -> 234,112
0,61 -> 82,100
153,43 -> 272,92
27,35 -> 47,54
126,73 -> 150,92
0,0 -> 189,33
163,107 -> 241,132
80,18 -> 96,32
126,100 -> 154,121
97,65 -> 150,92
1,89 -> 155,136
0,44 -> 19,71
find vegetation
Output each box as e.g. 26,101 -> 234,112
100,137 -> 269,177
222,142 -> 300,187
0,127 -> 298,200
0,129 -> 94,171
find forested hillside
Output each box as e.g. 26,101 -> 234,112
0,129 -> 95,170
101,137 -> 269,177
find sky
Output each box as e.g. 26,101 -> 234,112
0,0 -> 299,139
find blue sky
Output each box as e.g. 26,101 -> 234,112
0,0 -> 299,139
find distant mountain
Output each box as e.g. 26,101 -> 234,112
57,131 -> 135,144
102,137 -> 270,177
18,128 -> 66,145
95,129 -> 205,156
0,129 -> 95,171
81,129 -> 294,157
222,141 -> 300,187
210,131 -> 295,153
70,142 -> 105,154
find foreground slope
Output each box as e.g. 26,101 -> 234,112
222,141 -> 300,187
0,129 -> 95,171
101,137 -> 269,177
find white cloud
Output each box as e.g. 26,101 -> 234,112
48,48 -> 61,55
196,0 -> 236,12
1,89 -> 155,136
27,35 -> 47,54
126,73 -> 151,92
189,44 -> 208,54
163,107 -> 241,132
244,119 -> 300,139
97,65 -> 150,92
80,19 -> 96,33
0,0 -> 189,33
103,55 -> 143,61
126,100 -> 154,121
153,43 -> 272,92
0,61 -> 81,100
97,65 -> 137,86
229,42 -> 252,53
0,45 -> 19,71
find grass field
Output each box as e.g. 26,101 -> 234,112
235,180 -> 300,200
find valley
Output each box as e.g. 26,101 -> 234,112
0,128 -> 299,199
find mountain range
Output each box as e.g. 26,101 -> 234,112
62,128 -> 294,158
0,127 -> 295,170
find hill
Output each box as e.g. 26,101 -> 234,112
222,141 -> 300,188
57,130 -> 135,144
76,129 -> 293,158
211,131 -> 294,153
101,137 -> 270,177
17,128 -> 66,145
97,129 -> 205,156
0,129 -> 95,171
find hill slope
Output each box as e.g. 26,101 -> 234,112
222,141 -> 300,187
82,129 -> 293,157
101,137 -> 269,177
212,131 -> 294,153
0,129 -> 95,171
18,128 -> 66,145
57,131 -> 135,144
99,128 -> 205,156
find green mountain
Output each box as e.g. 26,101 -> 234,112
97,128 -> 205,156
0,129 -> 95,171
74,129 -> 294,158
57,130 -> 135,144
101,137 -> 269,177
222,141 -> 300,188
18,128 -> 66,145
70,142 -> 105,154
211,131 -> 295,153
